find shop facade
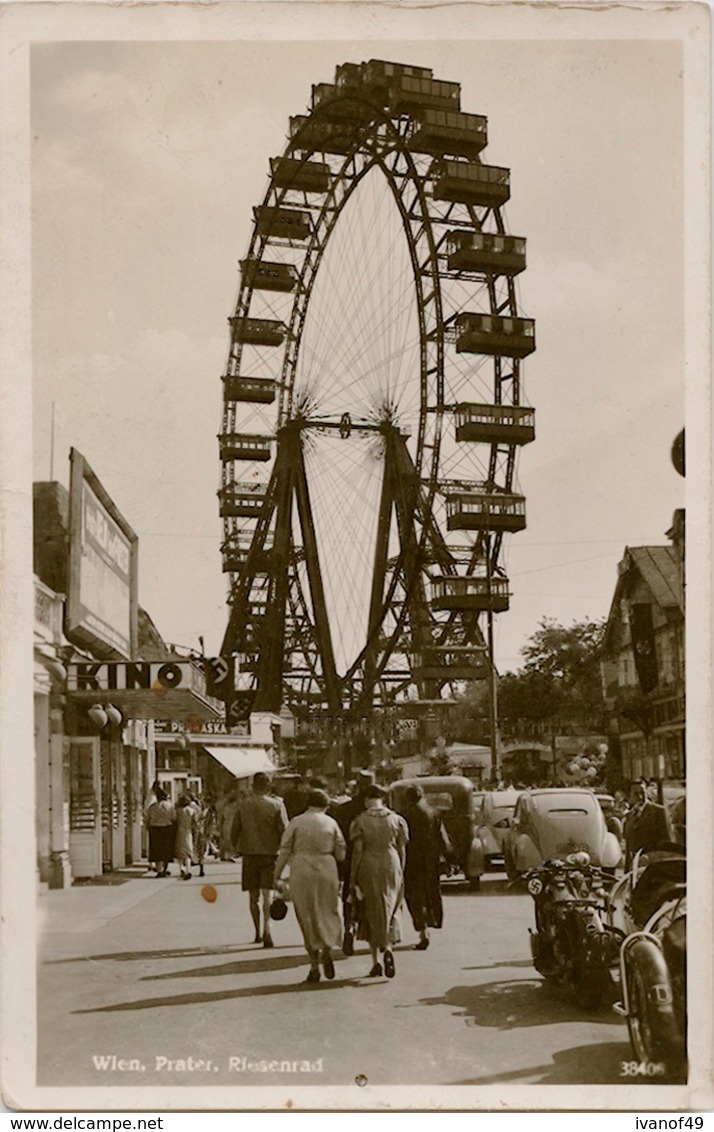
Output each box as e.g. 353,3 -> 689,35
33,451 -> 221,886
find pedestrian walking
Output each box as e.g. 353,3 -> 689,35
175,794 -> 200,880
143,778 -> 163,873
193,794 -> 216,876
145,787 -> 176,877
231,772 -> 289,947
398,784 -> 448,950
282,776 -> 309,821
274,788 -> 347,984
217,787 -> 240,860
624,780 -> 673,868
334,769 -> 376,953
349,784 -> 408,979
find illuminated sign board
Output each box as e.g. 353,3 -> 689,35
66,449 -> 138,659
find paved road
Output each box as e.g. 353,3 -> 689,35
38,861 -> 639,1090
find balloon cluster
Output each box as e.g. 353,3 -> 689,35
557,747 -> 607,787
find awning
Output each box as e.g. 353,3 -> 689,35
204,746 -> 276,779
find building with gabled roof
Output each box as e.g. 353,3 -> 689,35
600,510 -> 685,786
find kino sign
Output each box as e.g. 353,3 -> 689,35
68,661 -> 201,693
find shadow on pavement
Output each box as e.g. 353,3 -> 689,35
72,869 -> 148,887
73,977 -> 374,1013
463,959 -> 534,971
142,952 -> 344,980
441,878 -> 515,898
45,944 -> 254,964
419,976 -> 622,1028
449,1041 -> 658,1085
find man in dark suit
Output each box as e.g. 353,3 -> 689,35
624,780 -> 673,868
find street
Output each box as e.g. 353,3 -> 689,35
36,861 -> 641,1089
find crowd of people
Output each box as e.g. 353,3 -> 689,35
144,783 -> 220,880
237,769 -> 452,983
144,769 -> 684,984
144,769 -> 451,985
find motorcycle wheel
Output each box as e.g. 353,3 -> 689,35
625,939 -> 681,1064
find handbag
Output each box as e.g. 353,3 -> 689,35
270,877 -> 290,921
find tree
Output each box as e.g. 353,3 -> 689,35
426,750 -> 456,776
520,617 -> 606,714
499,617 -> 607,738
498,669 -> 561,737
444,683 -> 490,746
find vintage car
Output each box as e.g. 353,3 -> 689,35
389,775 -> 484,888
596,792 -> 625,842
469,789 -> 522,877
503,788 -> 622,880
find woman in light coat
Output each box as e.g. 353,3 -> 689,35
274,788 -> 346,984
349,784 -> 408,979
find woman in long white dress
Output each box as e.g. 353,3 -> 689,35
349,785 -> 409,979
174,794 -> 199,881
274,788 -> 347,983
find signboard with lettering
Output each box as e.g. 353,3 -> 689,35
68,661 -> 205,694
66,449 -> 138,659
154,718 -> 250,739
395,718 -> 418,739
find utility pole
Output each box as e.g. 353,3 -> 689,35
486,608 -> 501,779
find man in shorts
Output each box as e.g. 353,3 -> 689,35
231,772 -> 288,947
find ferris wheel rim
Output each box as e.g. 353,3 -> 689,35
219,61 -> 534,712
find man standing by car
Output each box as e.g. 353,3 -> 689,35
231,772 -> 288,947
624,780 -> 673,868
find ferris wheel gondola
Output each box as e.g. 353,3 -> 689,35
218,59 -> 536,719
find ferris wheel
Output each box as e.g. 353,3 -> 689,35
219,59 -> 535,719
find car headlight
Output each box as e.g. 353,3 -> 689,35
527,877 -> 544,896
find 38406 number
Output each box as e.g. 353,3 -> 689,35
620,1060 -> 666,1077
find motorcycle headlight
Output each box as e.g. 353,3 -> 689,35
527,877 -> 544,896
574,851 -> 591,867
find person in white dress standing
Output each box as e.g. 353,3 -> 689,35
274,788 -> 347,983
175,794 -> 200,881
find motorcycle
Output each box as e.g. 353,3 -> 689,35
524,852 -> 624,1009
610,846 -> 686,1071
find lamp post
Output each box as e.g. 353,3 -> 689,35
87,703 -> 124,872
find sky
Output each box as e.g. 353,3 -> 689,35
31,32 -> 686,675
